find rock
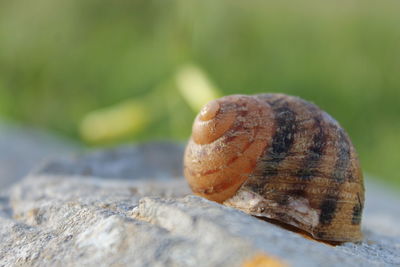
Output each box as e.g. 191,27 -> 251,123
0,120 -> 78,190
0,143 -> 399,266
34,142 -> 184,180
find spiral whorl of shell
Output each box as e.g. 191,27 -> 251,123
184,94 -> 364,242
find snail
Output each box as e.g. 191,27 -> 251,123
184,94 -> 364,242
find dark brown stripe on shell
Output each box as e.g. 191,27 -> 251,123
269,96 -> 286,106
259,103 -> 297,177
318,128 -> 352,225
243,95 -> 298,196
352,193 -> 363,225
296,113 -> 327,180
287,189 -> 307,198
352,204 -> 363,225
331,129 -> 351,183
319,195 -> 338,225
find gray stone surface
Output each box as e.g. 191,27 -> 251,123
35,142 -> 184,180
0,120 -> 78,190
0,143 -> 399,267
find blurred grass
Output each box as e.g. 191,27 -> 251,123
0,0 -> 399,188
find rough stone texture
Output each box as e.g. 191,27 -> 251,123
0,120 -> 78,190
0,143 -> 399,267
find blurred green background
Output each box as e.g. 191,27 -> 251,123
0,0 -> 399,188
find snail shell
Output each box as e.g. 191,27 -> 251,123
184,94 -> 364,242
